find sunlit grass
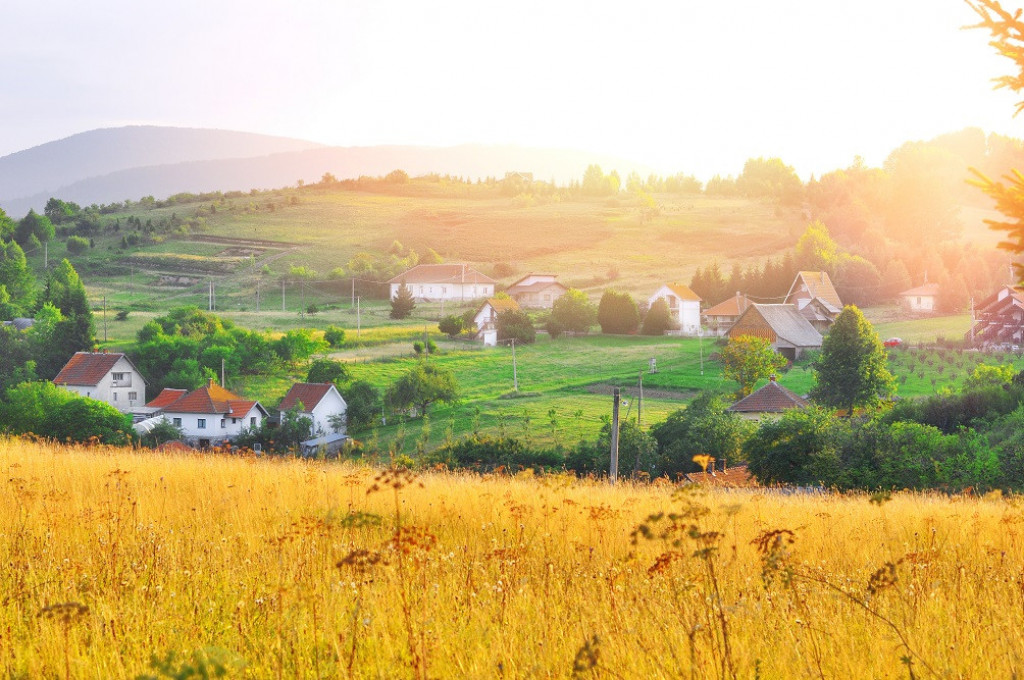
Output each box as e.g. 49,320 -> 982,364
3,437 -> 1023,678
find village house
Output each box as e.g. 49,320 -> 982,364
53,351 -> 147,412
150,380 -> 268,449
726,375 -> 809,421
899,282 -> 941,313
702,292 -> 752,336
473,297 -> 520,346
505,273 -> 567,309
784,271 -> 843,333
647,283 -> 702,335
388,264 -> 495,302
728,303 -> 823,360
966,285 -> 1024,349
279,382 -> 347,436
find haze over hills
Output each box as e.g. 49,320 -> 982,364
0,126 -> 655,218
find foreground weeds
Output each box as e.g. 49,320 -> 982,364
2,437 -> 1024,678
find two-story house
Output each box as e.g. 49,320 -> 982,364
53,351 -> 147,412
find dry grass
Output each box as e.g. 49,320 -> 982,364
3,437 -> 1024,678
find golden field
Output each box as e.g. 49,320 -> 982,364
2,437 -> 1023,679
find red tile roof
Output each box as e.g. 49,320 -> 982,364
161,381 -> 264,417
684,464 -> 756,487
146,388 -> 188,408
703,294 -> 751,317
727,378 -> 809,413
279,383 -> 333,412
899,283 -> 941,297
387,264 -> 495,285
53,352 -> 138,386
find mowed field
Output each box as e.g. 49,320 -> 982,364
4,438 -> 1023,679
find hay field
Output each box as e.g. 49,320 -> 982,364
3,438 -> 1023,678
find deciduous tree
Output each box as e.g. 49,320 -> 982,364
810,305 -> 895,413
720,335 -> 788,397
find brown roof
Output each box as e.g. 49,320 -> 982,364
161,381 -> 264,417
684,464 -> 756,487
279,383 -> 333,412
656,283 -> 702,302
146,388 -> 188,408
479,297 -> 521,315
729,304 -> 823,348
786,271 -> 842,310
899,283 -> 941,297
727,378 -> 809,413
508,280 -> 568,295
703,293 -> 751,317
387,264 -> 495,285
53,352 -> 143,386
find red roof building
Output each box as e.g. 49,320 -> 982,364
53,351 -> 147,411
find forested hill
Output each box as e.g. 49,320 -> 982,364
0,126 -> 653,217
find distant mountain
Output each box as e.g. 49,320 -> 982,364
0,126 -> 653,217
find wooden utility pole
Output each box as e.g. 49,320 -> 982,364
356,296 -> 361,338
102,296 -> 107,343
610,387 -> 620,483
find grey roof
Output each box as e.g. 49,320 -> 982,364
752,304 -> 823,348
2,318 -> 34,331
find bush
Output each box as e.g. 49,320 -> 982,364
438,315 -> 464,338
66,235 -> 89,255
323,325 -> 346,348
597,290 -> 639,334
496,309 -> 536,344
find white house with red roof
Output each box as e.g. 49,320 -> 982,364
278,382 -> 347,436
505,273 -> 567,308
153,380 -> 268,448
387,264 -> 495,302
53,351 -> 147,411
647,283 -> 702,335
899,282 -> 940,313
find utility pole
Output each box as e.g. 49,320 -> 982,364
351,277 -> 355,309
281,278 -> 286,312
511,338 -> 519,391
699,327 -> 704,375
256,278 -> 260,313
610,387 -> 620,483
102,296 -> 107,343
208,279 -> 213,311
356,296 -> 361,338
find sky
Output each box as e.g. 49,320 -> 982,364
1,0 -> 1021,180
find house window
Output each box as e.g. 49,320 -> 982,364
128,392 -> 137,402
172,418 -> 182,427
232,418 -> 238,424
250,417 -> 257,427
441,286 -> 447,295
112,372 -> 124,381
419,286 -> 424,294
220,419 -> 226,428
112,392 -> 118,401
197,418 -> 207,429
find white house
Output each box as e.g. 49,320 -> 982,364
278,382 -> 348,436
155,381 -> 268,449
899,283 -> 940,313
53,351 -> 147,412
648,283 -> 702,335
473,297 -> 520,346
505,273 -> 568,309
388,264 -> 496,302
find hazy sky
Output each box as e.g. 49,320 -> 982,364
1,0 -> 1020,179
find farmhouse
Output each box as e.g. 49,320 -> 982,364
473,297 -> 520,346
966,285 -> 1024,348
647,283 -> 702,335
899,282 -> 940,313
278,382 -> 347,436
505,273 -> 567,309
728,303 -> 823,360
702,292 -> 752,336
726,375 -> 809,420
388,264 -> 495,302
154,380 -> 268,449
784,271 -> 842,332
53,351 -> 147,412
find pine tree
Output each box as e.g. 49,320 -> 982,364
389,282 -> 415,319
